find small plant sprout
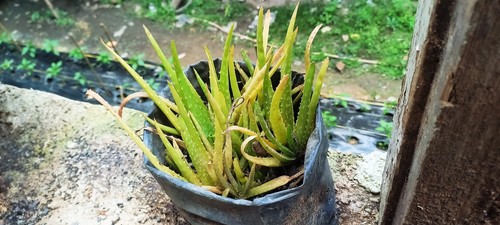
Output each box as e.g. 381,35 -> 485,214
128,53 -> 145,70
73,72 -> 87,86
0,59 -> 14,71
54,9 -> 75,27
0,33 -> 10,44
96,52 -> 111,65
376,119 -> 393,138
42,39 -> 60,56
146,78 -> 160,90
321,111 -> 337,128
0,58 -> 14,72
382,99 -> 398,115
359,103 -> 371,112
69,47 -> 85,61
16,58 -> 36,76
22,43 -> 37,58
46,61 -> 63,79
333,93 -> 350,108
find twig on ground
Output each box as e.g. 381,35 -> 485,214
43,0 -> 60,19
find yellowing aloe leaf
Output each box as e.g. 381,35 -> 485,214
101,39 -> 181,132
240,136 -> 284,167
155,120 -> 202,185
246,175 -> 291,198
269,75 -> 290,145
86,90 -> 185,181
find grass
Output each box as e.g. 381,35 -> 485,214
131,0 -> 415,79
268,0 -> 416,79
132,0 -> 250,26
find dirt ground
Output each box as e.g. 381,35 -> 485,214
0,0 -> 401,101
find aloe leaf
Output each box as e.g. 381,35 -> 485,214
223,131 -> 240,194
306,58 -> 329,138
281,3 -> 299,78
86,90 -> 185,181
227,126 -> 295,163
294,63 -> 316,148
143,115 -> 180,136
242,163 -> 256,196
189,112 -> 214,155
155,120 -> 202,185
228,46 -> 241,99
254,104 -> 294,157
143,26 -> 177,84
245,175 -> 291,198
169,83 -> 213,185
171,41 -> 215,140
305,25 -> 323,70
240,49 -> 254,76
261,68 -> 274,118
205,47 -> 229,116
256,8 -> 266,68
233,157 -> 247,183
263,10 -> 271,55
194,70 -> 226,128
219,24 -> 234,108
269,76 -> 290,145
240,136 -> 284,167
212,112 -> 233,192
235,62 -> 250,82
101,39 -> 182,132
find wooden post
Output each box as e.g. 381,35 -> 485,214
379,0 -> 500,224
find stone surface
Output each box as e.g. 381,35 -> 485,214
355,150 -> 387,194
0,84 -> 380,224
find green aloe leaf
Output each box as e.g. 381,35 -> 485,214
171,42 -> 215,141
169,83 -> 214,185
219,24 -> 234,108
306,58 -> 329,137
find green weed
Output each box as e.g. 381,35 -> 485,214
42,39 -> 60,56
322,111 -> 337,128
270,0 -> 416,79
128,54 -> 145,70
69,48 -> 85,61
0,59 -> 14,71
22,43 -> 37,58
96,52 -> 111,65
16,58 -> 36,76
375,119 -> 393,138
46,61 -> 63,79
73,72 -> 87,86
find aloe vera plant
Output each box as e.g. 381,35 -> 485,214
88,4 -> 328,199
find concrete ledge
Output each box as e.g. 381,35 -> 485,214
0,84 -> 379,224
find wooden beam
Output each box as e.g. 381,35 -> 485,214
379,0 -> 500,224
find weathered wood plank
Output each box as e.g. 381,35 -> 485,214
380,0 -> 500,224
